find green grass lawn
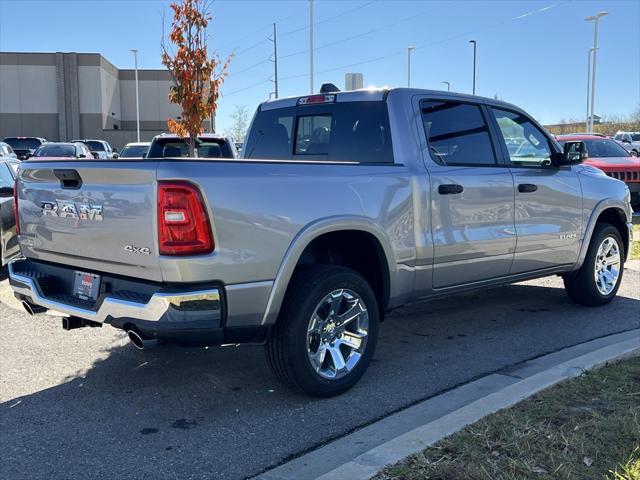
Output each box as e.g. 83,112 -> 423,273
376,358 -> 640,480
632,224 -> 640,261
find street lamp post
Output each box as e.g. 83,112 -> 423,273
468,40 -> 477,95
309,0 -> 314,94
442,81 -> 450,92
407,46 -> 415,87
130,49 -> 140,142
585,47 -> 595,132
585,12 -> 608,133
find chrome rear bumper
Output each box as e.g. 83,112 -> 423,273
8,260 -> 222,325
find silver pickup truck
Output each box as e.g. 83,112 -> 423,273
9,87 -> 634,397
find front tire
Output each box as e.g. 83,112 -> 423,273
265,265 -> 379,397
563,223 -> 624,306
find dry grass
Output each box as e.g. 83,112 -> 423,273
376,358 -> 640,480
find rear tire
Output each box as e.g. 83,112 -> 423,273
265,265 -> 379,397
563,223 -> 624,306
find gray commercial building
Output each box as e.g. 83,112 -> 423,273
0,52 -> 182,149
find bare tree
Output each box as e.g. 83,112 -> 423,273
227,105 -> 250,142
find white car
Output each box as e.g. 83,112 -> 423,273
613,131 -> 640,156
119,142 -> 151,158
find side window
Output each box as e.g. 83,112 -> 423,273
295,115 -> 331,155
0,164 -> 13,188
421,101 -> 496,166
614,134 -> 622,141
491,108 -> 551,167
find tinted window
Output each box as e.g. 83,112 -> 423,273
632,134 -> 640,141
421,101 -> 496,166
120,145 -> 149,158
4,138 -> 42,150
147,138 -> 234,159
295,115 -> 331,155
244,102 -> 393,163
0,163 -> 14,188
84,141 -> 105,151
34,144 -> 76,157
558,139 -> 630,159
492,108 -> 551,167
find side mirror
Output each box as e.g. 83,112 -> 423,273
558,141 -> 587,165
0,186 -> 14,197
78,154 -> 87,159
26,152 -> 33,158
113,152 -> 119,159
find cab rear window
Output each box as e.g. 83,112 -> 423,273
244,102 -> 394,163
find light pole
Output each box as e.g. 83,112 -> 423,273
407,46 -> 415,87
585,47 -> 594,132
309,0 -> 314,94
468,40 -> 477,95
442,81 -> 450,92
585,11 -> 608,132
130,49 -> 140,142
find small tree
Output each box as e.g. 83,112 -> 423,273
227,105 -> 249,142
161,0 -> 231,156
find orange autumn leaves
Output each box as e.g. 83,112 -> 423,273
162,0 -> 232,154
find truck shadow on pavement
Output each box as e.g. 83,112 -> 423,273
1,279 -> 639,480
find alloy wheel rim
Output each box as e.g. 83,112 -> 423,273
594,236 -> 621,296
306,289 -> 369,380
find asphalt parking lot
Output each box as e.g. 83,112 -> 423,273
1,263 -> 639,480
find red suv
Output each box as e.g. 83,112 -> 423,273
557,134 -> 640,208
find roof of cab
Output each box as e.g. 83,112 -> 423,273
259,87 -> 523,113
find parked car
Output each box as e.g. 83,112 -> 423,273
147,133 -> 237,158
32,142 -> 93,160
119,142 -> 151,159
9,87 -> 633,397
557,134 -> 640,208
0,142 -> 18,159
0,159 -> 20,266
72,139 -> 119,159
3,137 -> 47,160
613,131 -> 640,156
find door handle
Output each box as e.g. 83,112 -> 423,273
438,184 -> 464,195
518,183 -> 538,193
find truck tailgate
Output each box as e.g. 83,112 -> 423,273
16,161 -> 163,282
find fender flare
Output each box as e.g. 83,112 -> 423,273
575,198 -> 631,270
260,215 -> 397,325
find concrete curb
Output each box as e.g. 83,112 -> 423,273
257,329 -> 640,480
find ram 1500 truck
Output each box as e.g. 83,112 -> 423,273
9,87 -> 634,397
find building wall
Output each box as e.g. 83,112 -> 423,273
0,51 -> 182,149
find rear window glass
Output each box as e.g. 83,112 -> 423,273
120,145 -> 149,158
147,138 -> 234,159
83,141 -> 105,151
4,138 -> 42,150
34,144 -> 75,157
244,101 -> 394,163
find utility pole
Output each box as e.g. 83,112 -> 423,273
407,46 -> 415,87
309,0 -> 314,93
442,81 -> 450,92
269,23 -> 279,100
585,47 -> 594,132
585,12 -> 608,133
130,49 -> 140,142
469,40 -> 477,95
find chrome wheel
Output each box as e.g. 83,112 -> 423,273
594,236 -> 621,295
306,289 -> 369,380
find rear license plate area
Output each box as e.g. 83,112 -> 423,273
73,271 -> 101,301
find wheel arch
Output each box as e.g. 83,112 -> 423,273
261,216 -> 397,325
576,202 -> 631,269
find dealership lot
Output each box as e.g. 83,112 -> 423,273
1,263 -> 638,480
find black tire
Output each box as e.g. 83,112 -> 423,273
265,265 -> 379,397
563,223 -> 625,306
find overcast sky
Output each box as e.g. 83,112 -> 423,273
1,0 -> 638,134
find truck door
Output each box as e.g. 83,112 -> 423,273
488,107 -> 582,273
420,99 -> 516,288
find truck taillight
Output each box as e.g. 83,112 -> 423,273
157,181 -> 213,256
13,178 -> 20,235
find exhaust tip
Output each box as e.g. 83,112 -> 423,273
127,330 -> 157,350
22,301 -> 34,316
